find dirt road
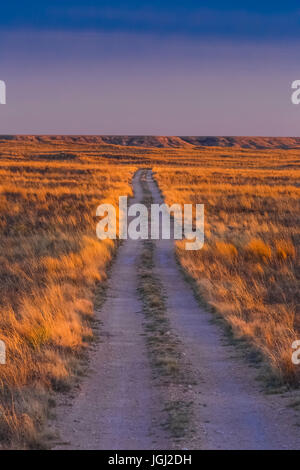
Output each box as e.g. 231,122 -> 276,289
53,169 -> 299,450
53,170 -> 169,450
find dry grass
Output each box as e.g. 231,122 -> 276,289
154,149 -> 299,384
0,141 -> 135,448
0,136 -> 299,446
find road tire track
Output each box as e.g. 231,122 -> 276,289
52,170 -> 170,450
52,169 -> 299,450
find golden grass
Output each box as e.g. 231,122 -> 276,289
0,136 -> 299,446
154,150 -> 299,384
0,144 -> 135,448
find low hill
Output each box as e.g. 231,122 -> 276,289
1,135 -> 300,149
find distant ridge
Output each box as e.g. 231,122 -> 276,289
1,135 -> 300,149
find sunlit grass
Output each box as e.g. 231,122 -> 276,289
0,136 -> 298,446
0,144 -> 135,448
154,152 -> 299,384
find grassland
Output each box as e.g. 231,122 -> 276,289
0,135 -> 298,447
0,138 -> 135,448
154,147 -> 300,384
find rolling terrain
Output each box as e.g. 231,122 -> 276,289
0,136 -> 298,449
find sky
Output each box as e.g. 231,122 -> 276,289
0,1 -> 300,135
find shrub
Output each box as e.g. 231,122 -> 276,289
215,241 -> 238,260
275,239 -> 296,260
246,238 -> 272,261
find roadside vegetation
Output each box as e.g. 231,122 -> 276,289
0,141 -> 135,448
154,149 -> 299,384
0,135 -> 298,447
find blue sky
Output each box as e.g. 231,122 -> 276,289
1,1 -> 300,38
0,1 -> 299,135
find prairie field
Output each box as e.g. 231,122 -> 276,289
0,138 -> 135,447
154,147 -> 300,383
0,136 -> 299,448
